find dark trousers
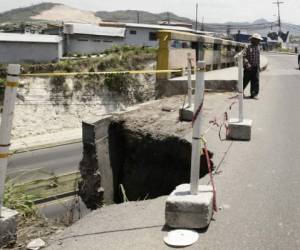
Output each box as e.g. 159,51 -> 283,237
243,66 -> 259,96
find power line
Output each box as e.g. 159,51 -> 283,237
273,0 -> 284,32
201,17 -> 205,31
195,3 -> 199,31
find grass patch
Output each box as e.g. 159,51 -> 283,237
4,172 -> 80,217
4,181 -> 37,217
15,172 -> 80,200
16,46 -> 157,75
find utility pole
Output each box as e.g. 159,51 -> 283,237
201,16 -> 204,31
195,3 -> 199,31
137,11 -> 140,24
226,25 -> 231,36
273,0 -> 284,32
167,12 -> 170,24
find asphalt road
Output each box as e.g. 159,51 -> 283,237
46,53 -> 300,250
7,142 -> 82,182
194,53 -> 300,249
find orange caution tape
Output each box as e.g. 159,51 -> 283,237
6,82 -> 18,88
0,153 -> 9,159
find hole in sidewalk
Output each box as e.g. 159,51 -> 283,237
78,119 -> 215,210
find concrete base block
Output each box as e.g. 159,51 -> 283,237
165,184 -> 213,229
0,207 -> 18,247
179,105 -> 194,122
227,118 -> 252,141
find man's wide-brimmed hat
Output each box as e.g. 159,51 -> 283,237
250,33 -> 263,41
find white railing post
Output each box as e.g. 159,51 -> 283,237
190,61 -> 205,195
187,53 -> 192,107
238,53 -> 244,122
0,64 -> 20,217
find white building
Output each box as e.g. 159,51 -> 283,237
62,22 -> 211,55
0,33 -> 63,64
63,23 -> 126,55
124,23 -> 194,47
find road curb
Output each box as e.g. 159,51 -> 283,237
10,138 -> 82,154
267,51 -> 296,55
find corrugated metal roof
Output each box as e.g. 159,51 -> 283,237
126,23 -> 219,39
64,23 -> 126,37
0,33 -> 62,43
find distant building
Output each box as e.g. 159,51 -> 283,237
233,33 -> 252,43
233,32 -> 269,50
61,22 -> 199,55
124,23 -> 195,47
0,33 -> 63,64
158,21 -> 193,29
63,23 -> 126,55
26,22 -> 219,58
42,23 -> 64,35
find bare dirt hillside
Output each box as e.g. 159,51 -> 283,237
31,4 -> 102,24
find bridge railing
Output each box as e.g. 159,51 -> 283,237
156,30 -> 245,80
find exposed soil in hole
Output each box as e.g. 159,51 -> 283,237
79,97 -> 215,209
78,143 -> 103,210
109,119 -> 214,203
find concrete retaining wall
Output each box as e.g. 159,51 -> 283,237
0,63 -> 156,140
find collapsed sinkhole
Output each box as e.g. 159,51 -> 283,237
78,119 -> 214,210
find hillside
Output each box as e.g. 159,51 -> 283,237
96,10 -> 300,36
31,4 -> 102,24
95,10 -> 193,25
0,2 -> 300,35
0,2 -> 101,24
0,3 -> 56,23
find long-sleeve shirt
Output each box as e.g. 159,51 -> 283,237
244,44 -> 260,68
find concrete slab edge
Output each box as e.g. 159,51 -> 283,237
10,138 -> 82,154
0,207 -> 19,248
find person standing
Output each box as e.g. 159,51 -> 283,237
297,48 -> 300,69
243,33 -> 263,98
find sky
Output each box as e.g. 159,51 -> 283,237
0,0 -> 299,24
